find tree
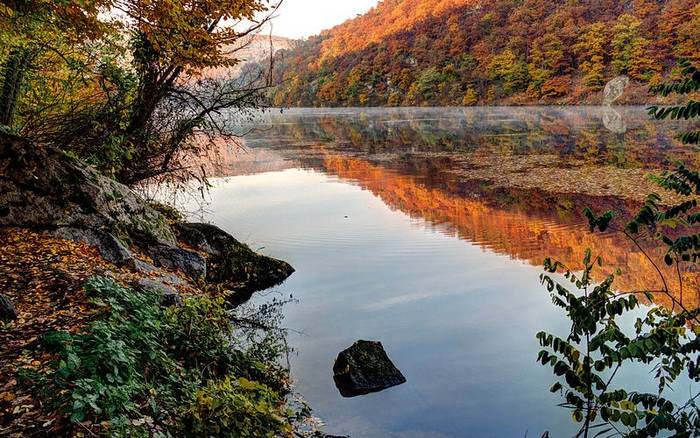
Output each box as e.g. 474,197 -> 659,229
407,67 -> 445,105
104,0 -> 279,184
672,3 -> 700,65
489,49 -> 529,96
0,0 -> 108,129
575,22 -> 609,91
462,86 -> 478,106
540,60 -> 700,437
611,14 -> 659,81
528,35 -> 567,98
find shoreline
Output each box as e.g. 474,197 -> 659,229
0,132 -> 303,436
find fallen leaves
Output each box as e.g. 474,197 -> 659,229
0,227 -> 109,436
0,227 -> 204,436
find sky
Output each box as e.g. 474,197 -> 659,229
266,0 -> 380,39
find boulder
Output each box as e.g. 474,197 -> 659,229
144,243 -> 207,280
0,132 -> 294,298
135,278 -> 184,307
333,340 -> 406,397
0,131 -> 176,245
172,222 -> 214,254
53,227 -> 134,267
603,76 -> 630,106
0,293 -> 18,322
174,223 -> 295,299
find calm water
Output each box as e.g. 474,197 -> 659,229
180,108 -> 700,437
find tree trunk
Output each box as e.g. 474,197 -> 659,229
0,48 -> 32,128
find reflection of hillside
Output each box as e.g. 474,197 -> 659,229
196,140 -> 294,177
245,108 -> 700,203
249,107 -> 700,170
319,154 -> 700,310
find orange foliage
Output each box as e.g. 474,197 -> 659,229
319,0 -> 477,60
319,155 -> 700,311
0,228 -> 108,432
270,0 -> 692,107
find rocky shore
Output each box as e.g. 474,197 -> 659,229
0,131 -> 297,435
0,130 -> 294,307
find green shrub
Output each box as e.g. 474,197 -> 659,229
27,276 -> 292,437
184,376 -> 291,437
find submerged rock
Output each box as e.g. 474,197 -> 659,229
333,340 -> 406,397
0,293 -> 18,322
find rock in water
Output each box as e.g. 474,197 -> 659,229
0,293 -> 18,322
603,76 -> 630,106
333,340 -> 406,397
174,223 -> 295,301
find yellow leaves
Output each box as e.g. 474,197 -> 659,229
0,4 -> 14,17
619,400 -> 637,411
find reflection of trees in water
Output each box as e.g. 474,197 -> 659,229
230,108 -> 700,309
312,154 -> 700,310
248,107 -> 698,169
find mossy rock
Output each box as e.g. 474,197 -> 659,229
0,131 -> 176,246
174,223 -> 295,302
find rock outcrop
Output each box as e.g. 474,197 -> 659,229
0,132 -> 294,302
0,131 -> 175,245
174,223 -> 295,301
603,76 -> 630,106
135,278 -> 184,307
333,340 -> 406,397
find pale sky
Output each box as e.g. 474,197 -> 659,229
266,0 -> 380,39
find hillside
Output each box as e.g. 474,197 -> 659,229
206,34 -> 292,79
267,0 -> 700,106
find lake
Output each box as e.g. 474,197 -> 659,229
177,107 -> 700,437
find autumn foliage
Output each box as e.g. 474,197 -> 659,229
269,0 -> 700,107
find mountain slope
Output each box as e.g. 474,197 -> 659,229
268,0 -> 700,106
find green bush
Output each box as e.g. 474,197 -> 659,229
28,276 -> 292,437
184,376 -> 290,437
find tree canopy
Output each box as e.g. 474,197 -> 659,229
268,0 -> 699,107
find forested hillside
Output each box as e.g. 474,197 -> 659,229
268,0 -> 700,106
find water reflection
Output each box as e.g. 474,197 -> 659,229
187,107 -> 700,436
241,107 -> 699,171
602,107 -> 627,134
212,107 -> 700,309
